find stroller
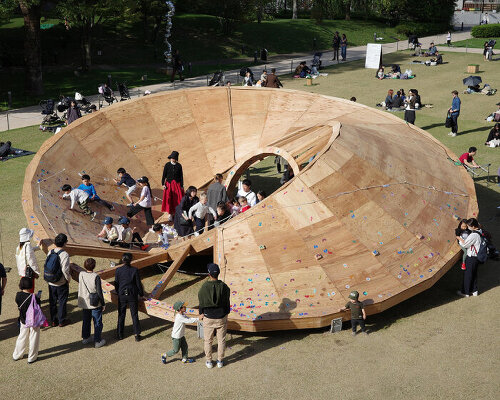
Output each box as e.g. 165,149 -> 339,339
408,35 -> 421,54
117,82 -> 131,101
75,92 -> 96,113
486,39 -> 496,60
208,71 -> 225,86
98,83 -> 117,108
311,52 -> 322,74
40,99 -> 63,125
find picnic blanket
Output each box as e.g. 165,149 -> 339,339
0,148 -> 35,162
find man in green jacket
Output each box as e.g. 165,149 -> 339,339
198,263 -> 230,369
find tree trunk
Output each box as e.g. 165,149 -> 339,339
142,1 -> 149,43
345,0 -> 351,20
292,0 -> 297,19
19,1 -> 43,96
257,6 -> 263,23
81,22 -> 92,71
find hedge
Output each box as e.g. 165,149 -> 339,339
472,24 -> 500,38
395,22 -> 450,37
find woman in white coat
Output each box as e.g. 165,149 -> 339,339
15,228 -> 40,293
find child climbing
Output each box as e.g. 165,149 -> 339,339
339,290 -> 368,335
455,219 -> 470,270
78,174 -> 114,211
161,301 -> 200,364
188,192 -> 217,235
113,168 -> 137,206
61,184 -> 97,220
152,223 -> 178,247
127,176 -> 155,226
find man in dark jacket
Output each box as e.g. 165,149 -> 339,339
198,263 -> 230,369
115,253 -> 145,341
332,31 -> 340,61
262,68 -> 282,88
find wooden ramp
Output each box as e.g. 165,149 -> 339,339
26,87 -> 477,332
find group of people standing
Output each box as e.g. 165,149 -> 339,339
331,31 -> 348,62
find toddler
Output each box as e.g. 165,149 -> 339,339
339,290 -> 367,336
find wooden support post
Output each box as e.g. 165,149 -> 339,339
150,245 -> 192,299
98,251 -> 172,280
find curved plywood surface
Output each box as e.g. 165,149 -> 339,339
23,87 -> 478,331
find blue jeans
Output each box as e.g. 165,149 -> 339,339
341,46 -> 347,60
82,307 -> 103,342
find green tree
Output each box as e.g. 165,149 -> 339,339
57,0 -> 126,71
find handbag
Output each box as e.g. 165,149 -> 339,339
82,274 -> 100,307
180,211 -> 192,226
23,246 -> 34,279
445,113 -> 453,128
25,294 -> 47,328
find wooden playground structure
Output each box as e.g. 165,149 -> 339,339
22,87 -> 478,332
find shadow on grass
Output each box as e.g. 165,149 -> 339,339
458,125 -> 492,136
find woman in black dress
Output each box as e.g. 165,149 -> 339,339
173,186 -> 199,237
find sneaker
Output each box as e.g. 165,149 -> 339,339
182,358 -> 194,363
217,360 -> 224,368
59,319 -> 71,327
95,339 -> 106,348
135,335 -> 142,342
90,212 -> 97,221
448,132 -> 454,136
456,290 -> 469,298
450,133 -> 457,137
351,331 -> 357,336
461,263 -> 466,270
194,232 -> 199,237
110,206 -> 115,211
140,244 -> 150,251
82,337 -> 92,345
206,361 -> 213,369
127,203 -> 134,207
161,354 -> 167,364
168,215 -> 173,222
472,291 -> 478,296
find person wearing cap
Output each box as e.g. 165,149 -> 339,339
127,176 -> 154,226
15,228 -> 41,294
339,290 -> 367,335
115,216 -> 147,249
115,252 -> 145,341
97,217 -> 119,243
161,301 -> 200,364
198,263 -> 231,369
161,151 -> 184,220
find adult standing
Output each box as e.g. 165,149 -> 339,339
66,100 -> 81,125
448,90 -> 461,137
198,263 -> 230,369
207,174 -> 228,213
0,262 -> 6,317
404,89 -> 417,125
15,228 -> 40,293
115,252 -> 145,341
78,258 -> 106,348
171,49 -> 184,82
340,34 -> 347,61
237,179 -> 257,207
456,218 -> 482,297
45,233 -> 71,327
161,151 -> 184,220
173,186 -> 199,237
331,31 -> 340,62
262,68 -> 282,88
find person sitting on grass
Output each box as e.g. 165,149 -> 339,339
392,91 -> 404,109
459,147 -> 480,169
432,51 -> 443,65
486,102 -> 500,122
424,42 -> 437,56
485,123 -> 500,147
61,184 -> 97,220
161,301 -> 200,364
339,290 -> 368,336
78,174 -> 114,211
384,89 -> 395,109
376,66 -> 385,80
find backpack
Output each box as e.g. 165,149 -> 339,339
44,249 -> 64,283
25,294 -> 47,328
472,233 -> 488,264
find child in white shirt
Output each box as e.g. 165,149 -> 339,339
97,217 -> 118,243
161,301 -> 200,364
61,184 -> 96,220
188,192 -> 217,235
152,223 -> 178,248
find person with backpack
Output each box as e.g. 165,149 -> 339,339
115,252 -> 145,341
456,218 -> 484,297
78,258 -> 106,348
45,233 -> 71,327
13,277 -> 42,363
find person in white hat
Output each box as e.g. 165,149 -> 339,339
15,228 -> 40,294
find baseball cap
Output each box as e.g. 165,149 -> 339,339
118,216 -> 130,224
207,263 -> 220,277
348,290 -> 359,300
173,301 -> 185,311
103,217 -> 113,225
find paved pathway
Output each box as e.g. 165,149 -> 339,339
0,30 -> 474,132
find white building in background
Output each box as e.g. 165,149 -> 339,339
456,1 -> 500,11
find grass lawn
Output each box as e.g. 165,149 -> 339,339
448,37 -> 500,48
0,14 -> 402,110
1,51 -> 499,399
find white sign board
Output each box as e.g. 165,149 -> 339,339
365,43 -> 382,69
